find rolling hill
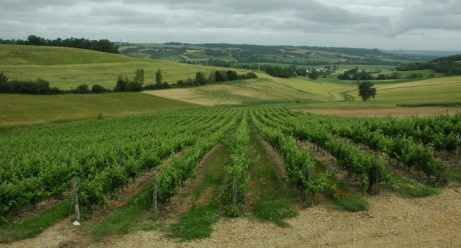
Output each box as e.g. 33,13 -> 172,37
1,44 -> 460,128
0,44 -> 247,90
120,43 -> 436,68
0,44 -> 351,102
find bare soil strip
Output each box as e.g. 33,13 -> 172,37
297,107 -> 461,117
75,187 -> 461,248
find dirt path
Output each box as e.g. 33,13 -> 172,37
296,107 -> 461,117
8,188 -> 460,248
66,187 -> 459,248
6,178 -> 461,248
5,218 -> 85,248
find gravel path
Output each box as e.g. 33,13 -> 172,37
9,187 -> 460,248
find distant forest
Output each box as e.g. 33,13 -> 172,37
397,54 -> 461,75
0,35 -> 119,54
120,42 -> 438,69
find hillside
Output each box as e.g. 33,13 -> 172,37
0,44 -> 136,65
1,44 -> 460,111
120,43 -> 435,68
0,44 -> 247,89
396,54 -> 461,75
145,73 -> 350,106
0,93 -> 197,128
0,44 -> 351,100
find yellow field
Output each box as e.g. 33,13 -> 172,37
374,77 -> 461,104
0,44 -> 244,90
145,73 -> 351,106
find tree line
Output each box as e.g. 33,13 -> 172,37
0,72 -> 110,94
0,68 -> 259,95
0,35 -> 119,54
119,69 -> 258,91
337,67 -> 425,80
260,65 -> 336,80
396,54 -> 461,75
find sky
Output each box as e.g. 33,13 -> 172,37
1,0 -> 460,51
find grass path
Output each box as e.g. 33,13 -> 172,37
246,126 -> 298,226
164,143 -> 228,241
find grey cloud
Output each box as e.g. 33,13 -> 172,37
90,7 -> 143,17
0,0 -> 459,50
0,0 -> 76,12
98,0 -> 391,33
392,0 -> 461,36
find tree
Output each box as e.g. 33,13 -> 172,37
226,70 -> 239,80
216,71 -> 228,82
134,68 -> 145,87
0,72 -> 9,93
75,84 -> 89,94
0,72 -> 8,84
91,84 -> 108,93
114,74 -> 129,92
195,72 -> 207,85
27,35 -> 46,45
155,69 -> 163,87
308,69 -> 319,80
358,81 -> 377,101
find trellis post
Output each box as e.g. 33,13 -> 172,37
72,177 -> 80,221
152,178 -> 158,220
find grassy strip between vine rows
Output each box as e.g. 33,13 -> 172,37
0,198 -> 71,243
87,118 -> 235,241
382,176 -> 440,198
246,125 -> 298,226
254,109 -> 368,212
163,143 -> 229,242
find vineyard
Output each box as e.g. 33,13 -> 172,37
1,108 -> 460,246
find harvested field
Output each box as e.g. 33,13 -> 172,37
297,107 -> 461,117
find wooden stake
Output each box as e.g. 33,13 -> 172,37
72,177 -> 80,221
456,133 -> 460,166
306,163 -> 313,207
232,174 -> 238,205
152,179 -> 158,220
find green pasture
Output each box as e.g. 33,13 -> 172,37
370,69 -> 445,79
345,76 -> 461,104
0,93 -> 197,128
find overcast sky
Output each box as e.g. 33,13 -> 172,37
1,0 -> 460,51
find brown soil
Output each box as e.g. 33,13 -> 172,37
435,151 -> 461,170
6,197 -> 63,223
297,107 -> 461,117
5,217 -> 89,248
8,187 -> 460,248
258,136 -> 287,180
79,187 -> 460,248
